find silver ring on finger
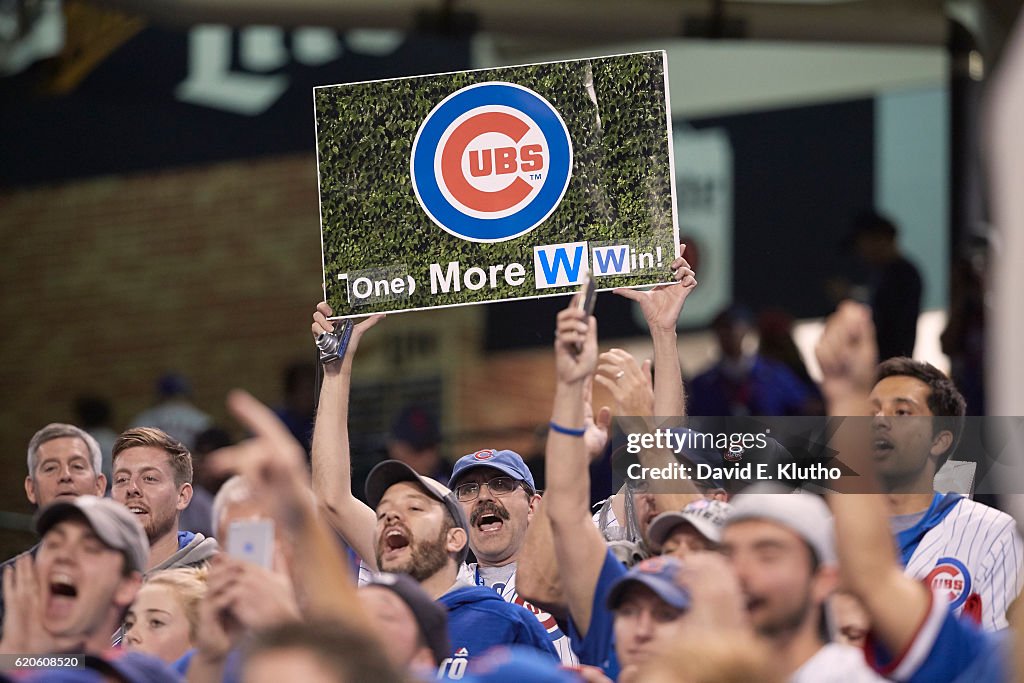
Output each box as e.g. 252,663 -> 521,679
615,371 -> 625,380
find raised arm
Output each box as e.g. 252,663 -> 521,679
310,303 -> 383,568
613,243 -> 697,418
213,390 -> 367,624
594,349 -> 700,517
829,491 -> 931,656
815,302 -> 929,653
514,497 -> 569,619
814,300 -> 876,419
518,378 -> 608,619
192,390 -> 373,683
545,301 -> 614,637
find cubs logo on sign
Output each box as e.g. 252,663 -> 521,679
925,557 -> 972,610
410,82 -> 573,243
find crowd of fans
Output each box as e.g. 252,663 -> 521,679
0,243 -> 1020,683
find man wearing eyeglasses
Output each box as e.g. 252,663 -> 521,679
309,304 -> 558,678
449,449 -> 577,664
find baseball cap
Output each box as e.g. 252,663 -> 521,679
463,645 -> 580,683
724,485 -> 836,565
450,449 -> 536,492
35,495 -> 149,574
646,499 -> 733,548
390,404 -> 440,451
365,460 -> 469,563
606,555 -> 691,611
363,572 -> 450,665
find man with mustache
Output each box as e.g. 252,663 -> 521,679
0,423 -> 108,639
310,308 -> 557,678
448,448 -> 577,664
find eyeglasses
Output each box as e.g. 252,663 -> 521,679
454,476 -> 522,502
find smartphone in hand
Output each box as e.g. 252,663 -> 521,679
574,269 -> 596,353
227,519 -> 275,569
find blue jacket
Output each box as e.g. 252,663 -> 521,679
437,585 -> 558,679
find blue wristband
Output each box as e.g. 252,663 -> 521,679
549,420 -> 586,437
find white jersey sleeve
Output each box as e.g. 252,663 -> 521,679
905,498 -> 1024,631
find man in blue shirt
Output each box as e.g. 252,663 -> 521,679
309,307 -> 556,679
364,459 -> 557,678
545,298 -> 699,681
688,305 -> 815,417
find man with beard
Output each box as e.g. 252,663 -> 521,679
816,301 -> 1023,631
0,424 -> 108,638
0,496 -> 180,681
309,309 -> 556,677
111,427 -> 218,572
364,459 -> 557,678
448,449 -> 576,664
721,490 -> 883,682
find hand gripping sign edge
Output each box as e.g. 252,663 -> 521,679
410,82 -> 573,243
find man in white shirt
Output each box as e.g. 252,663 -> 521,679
448,448 -> 576,664
722,490 -> 884,682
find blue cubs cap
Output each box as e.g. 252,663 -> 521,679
451,449 -> 536,492
464,645 -> 579,682
606,556 -> 691,612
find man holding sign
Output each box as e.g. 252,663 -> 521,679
309,305 -> 557,678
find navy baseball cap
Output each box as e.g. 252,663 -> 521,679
606,556 -> 691,611
365,460 -> 469,563
390,404 -> 440,451
450,449 -> 536,491
363,572 -> 450,665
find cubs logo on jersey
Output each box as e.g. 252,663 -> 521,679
410,82 -> 573,243
924,557 -> 972,610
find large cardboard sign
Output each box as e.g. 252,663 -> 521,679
315,51 -> 679,316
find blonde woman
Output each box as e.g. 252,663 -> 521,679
124,566 -> 207,664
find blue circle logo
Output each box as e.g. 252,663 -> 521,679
410,82 -> 573,243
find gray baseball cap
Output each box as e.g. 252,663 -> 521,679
647,499 -> 733,548
365,460 -> 469,564
724,485 -> 836,565
36,495 -> 149,574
